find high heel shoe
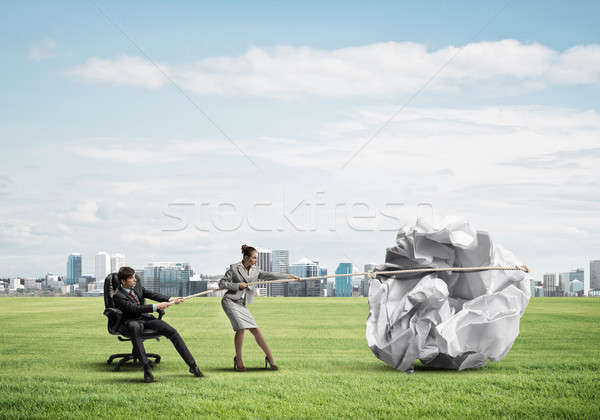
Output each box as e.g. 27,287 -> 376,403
265,356 -> 279,371
233,356 -> 246,372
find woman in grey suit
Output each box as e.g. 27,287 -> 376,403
219,244 -> 300,371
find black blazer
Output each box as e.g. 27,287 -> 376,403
113,284 -> 171,323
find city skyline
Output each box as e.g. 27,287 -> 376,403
2,248 -> 598,294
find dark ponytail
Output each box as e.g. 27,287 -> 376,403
241,244 -> 257,257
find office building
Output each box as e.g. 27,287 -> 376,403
257,249 -> 272,296
272,250 -> 289,273
189,275 -> 208,295
78,275 -> 95,293
559,272 -> 571,295
543,273 -> 562,297
289,258 -> 321,297
590,260 -> 600,291
44,274 -> 61,289
319,267 -> 328,296
24,279 -> 41,289
161,263 -> 193,297
9,278 -> 22,291
66,253 -> 82,285
335,263 -> 353,297
569,279 -> 584,296
95,252 -> 111,285
111,253 -> 125,273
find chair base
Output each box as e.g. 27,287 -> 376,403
107,353 -> 161,371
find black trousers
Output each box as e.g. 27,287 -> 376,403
125,318 -> 196,368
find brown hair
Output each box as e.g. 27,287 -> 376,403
118,266 -> 136,283
241,244 -> 257,257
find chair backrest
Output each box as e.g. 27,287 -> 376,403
103,273 -> 119,309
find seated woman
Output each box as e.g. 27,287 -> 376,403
219,244 -> 299,371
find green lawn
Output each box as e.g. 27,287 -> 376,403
0,297 -> 598,419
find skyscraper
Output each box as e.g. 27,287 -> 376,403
95,252 -> 111,284
289,258 -> 321,297
271,250 -> 289,273
335,263 -> 353,297
543,273 -> 561,296
559,272 -> 571,295
257,249 -> 272,296
111,253 -> 125,273
569,268 -> 584,283
271,249 -> 289,297
144,262 -> 193,296
319,267 -> 328,296
66,253 -> 82,285
591,260 -> 600,291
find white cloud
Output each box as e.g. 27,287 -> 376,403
65,40 -> 600,98
66,56 -> 167,88
28,38 -> 58,61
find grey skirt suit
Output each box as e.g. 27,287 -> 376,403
219,261 -> 288,331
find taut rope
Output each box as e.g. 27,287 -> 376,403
181,265 -> 529,300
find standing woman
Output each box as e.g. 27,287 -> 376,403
219,244 -> 300,371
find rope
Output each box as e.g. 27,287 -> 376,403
181,264 -> 529,300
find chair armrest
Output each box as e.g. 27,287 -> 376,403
104,307 -> 123,334
158,309 -> 165,319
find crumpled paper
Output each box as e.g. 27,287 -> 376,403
366,216 -> 531,372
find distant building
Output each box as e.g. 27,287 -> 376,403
569,279 -> 584,296
161,263 -> 193,297
559,272 -> 571,295
134,268 -> 145,283
272,250 -> 289,273
327,279 -> 335,297
590,260 -> 600,291
24,278 -> 41,289
9,278 -> 22,291
570,268 -> 584,284
111,253 -> 126,273
95,252 -> 111,284
335,263 -> 353,297
44,273 -> 61,289
143,262 -> 193,295
319,267 -> 328,296
271,249 -> 289,297
530,279 -> 543,297
189,274 -> 208,295
143,264 -> 164,292
66,253 -> 82,285
257,249 -> 272,296
543,273 -> 562,296
78,275 -> 95,293
559,268 -> 585,296
289,258 -> 321,297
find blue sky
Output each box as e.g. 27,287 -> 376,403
1,1 -> 599,290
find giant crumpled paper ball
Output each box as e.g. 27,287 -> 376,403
366,217 -> 531,372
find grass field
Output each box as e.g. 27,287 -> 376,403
0,297 -> 598,419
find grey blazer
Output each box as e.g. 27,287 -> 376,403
219,261 -> 288,303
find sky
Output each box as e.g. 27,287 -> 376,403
1,1 -> 599,290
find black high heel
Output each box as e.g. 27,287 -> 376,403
265,356 -> 278,371
234,356 -> 246,372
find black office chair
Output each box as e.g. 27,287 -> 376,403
103,273 -> 164,371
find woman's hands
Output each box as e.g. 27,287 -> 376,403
239,282 -> 248,289
289,274 -> 301,282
